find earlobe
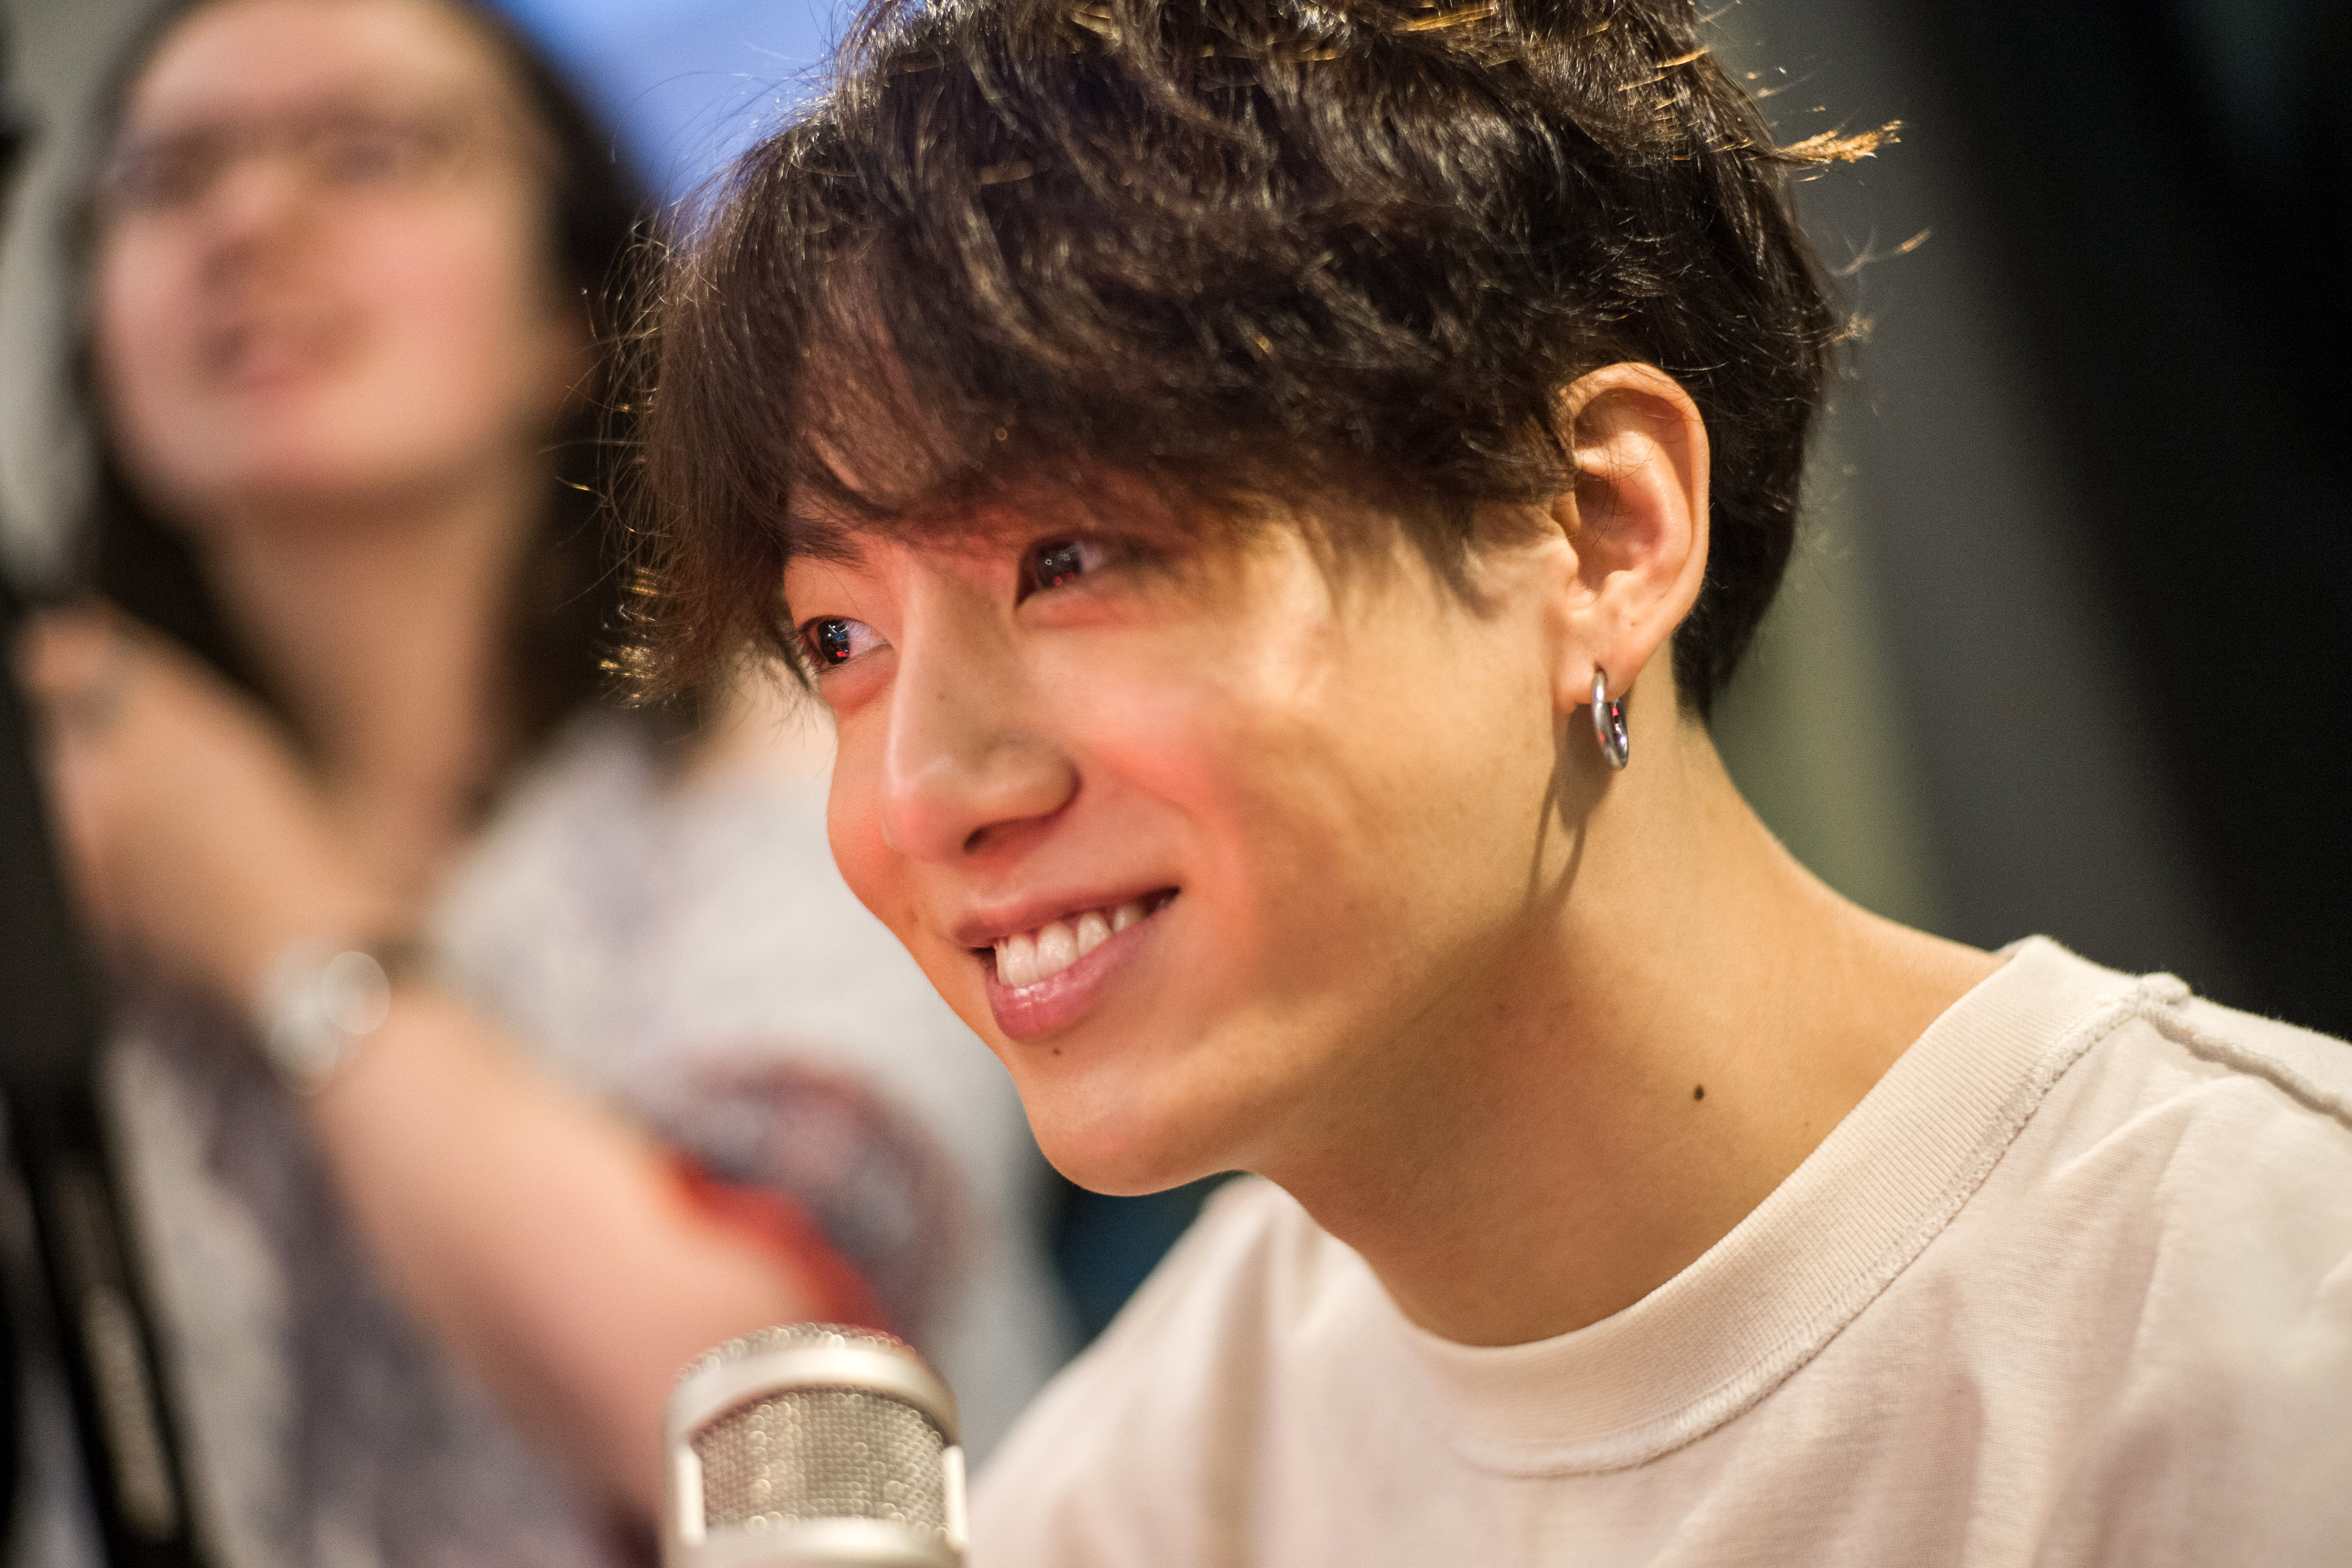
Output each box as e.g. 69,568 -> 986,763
1546,363 -> 1710,715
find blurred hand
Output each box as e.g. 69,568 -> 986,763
17,605 -> 395,1010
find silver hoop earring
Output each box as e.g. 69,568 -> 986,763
1591,669 -> 1629,770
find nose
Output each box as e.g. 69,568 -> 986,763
879,579 -> 1077,861
196,155 -> 310,274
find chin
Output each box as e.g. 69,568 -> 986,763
137,435 -> 349,514
1015,1060 -> 1245,1198
155,392 -> 489,508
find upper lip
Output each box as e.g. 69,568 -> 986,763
949,884 -> 1175,949
201,309 -> 338,375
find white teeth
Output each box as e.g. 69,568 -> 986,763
998,931 -> 1039,988
992,898 -> 1162,989
1035,921 -> 1077,976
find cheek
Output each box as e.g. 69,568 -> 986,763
339,204 -> 565,430
825,727 -> 1000,1039
1081,621 -> 1555,1001
1050,657 -> 1378,1030
1070,636 -> 1381,877
824,728 -> 917,934
93,237 -> 201,470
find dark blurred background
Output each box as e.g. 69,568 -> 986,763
1712,0 -> 2351,1047
5,0 -> 2345,1341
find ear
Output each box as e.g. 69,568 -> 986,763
1543,363 -> 1710,713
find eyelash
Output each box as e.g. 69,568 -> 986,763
796,534 -> 1124,673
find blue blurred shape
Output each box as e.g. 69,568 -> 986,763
493,0 -> 840,199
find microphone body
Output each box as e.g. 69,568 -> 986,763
664,1324 -> 967,1568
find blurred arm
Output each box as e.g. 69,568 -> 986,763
305,987 -> 825,1520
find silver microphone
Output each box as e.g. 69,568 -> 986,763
663,1324 -> 968,1568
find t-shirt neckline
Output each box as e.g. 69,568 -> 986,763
1375,936 -> 2163,1476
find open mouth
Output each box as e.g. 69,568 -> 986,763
981,890 -> 1178,990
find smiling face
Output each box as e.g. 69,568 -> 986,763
785,500 -> 1592,1194
91,0 -> 581,527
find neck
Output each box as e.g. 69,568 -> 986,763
199,465 -> 545,904
1270,713 -> 1999,1348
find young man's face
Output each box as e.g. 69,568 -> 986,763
784,501 -> 1584,1194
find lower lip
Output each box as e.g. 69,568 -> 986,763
215,353 -> 326,394
983,900 -> 1169,1042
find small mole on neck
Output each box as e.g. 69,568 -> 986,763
1693,1084 -> 1705,1102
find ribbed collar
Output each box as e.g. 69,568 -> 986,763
1373,937 -> 2168,1475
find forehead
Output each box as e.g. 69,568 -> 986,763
125,0 -> 509,130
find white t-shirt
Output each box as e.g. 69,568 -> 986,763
972,938 -> 2352,1567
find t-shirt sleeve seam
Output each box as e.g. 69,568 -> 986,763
2142,1002 -> 2352,1134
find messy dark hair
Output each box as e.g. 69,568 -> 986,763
632,0 -> 1869,715
75,0 -> 645,748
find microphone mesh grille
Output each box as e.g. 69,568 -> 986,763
687,1325 -> 950,1536
696,1388 -> 947,1532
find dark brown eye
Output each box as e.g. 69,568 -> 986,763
801,616 -> 881,668
1020,537 -> 1110,599
101,135 -> 221,210
1036,540 -> 1085,588
311,122 -> 428,184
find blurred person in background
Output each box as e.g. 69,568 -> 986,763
10,0 -> 1066,1561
